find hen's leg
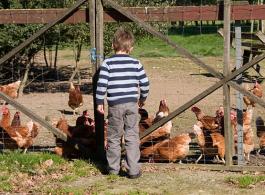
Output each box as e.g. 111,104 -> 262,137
256,149 -> 261,155
73,108 -> 76,116
215,155 -> 222,163
246,153 -> 250,161
23,148 -> 27,154
195,154 -> 203,164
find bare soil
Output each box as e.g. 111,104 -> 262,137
5,54 -> 265,194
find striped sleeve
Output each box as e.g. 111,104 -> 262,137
137,62 -> 149,101
96,61 -> 109,105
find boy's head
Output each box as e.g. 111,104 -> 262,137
112,28 -> 134,54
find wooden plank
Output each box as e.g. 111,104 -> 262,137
218,28 -> 260,40
0,91 -> 67,141
89,0 -> 96,75
94,0 -> 105,160
223,0 -> 233,167
1,5 -> 265,24
241,42 -> 265,50
256,31 -> 265,43
0,0 -> 88,66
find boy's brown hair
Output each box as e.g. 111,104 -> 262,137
112,28 -> 134,53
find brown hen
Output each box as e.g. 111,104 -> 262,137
243,81 -> 263,107
141,133 -> 194,163
193,122 -> 225,164
68,82 -> 83,115
191,106 -> 219,132
54,115 -> 96,157
140,100 -> 172,145
0,106 -> 39,153
0,80 -> 21,104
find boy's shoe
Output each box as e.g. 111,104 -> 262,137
127,171 -> 142,179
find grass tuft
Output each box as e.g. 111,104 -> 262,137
225,175 -> 265,188
0,152 -> 66,174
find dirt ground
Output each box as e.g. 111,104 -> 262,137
5,55 -> 265,193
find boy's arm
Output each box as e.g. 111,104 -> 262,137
138,62 -> 149,104
96,61 -> 109,111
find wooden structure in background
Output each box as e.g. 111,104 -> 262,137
1,5 -> 265,24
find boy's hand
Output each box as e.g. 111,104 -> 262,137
138,100 -> 145,108
97,105 -> 104,114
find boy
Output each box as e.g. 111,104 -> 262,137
96,28 -> 149,179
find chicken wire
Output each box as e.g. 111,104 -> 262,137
0,1 -> 265,170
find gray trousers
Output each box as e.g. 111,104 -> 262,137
107,102 -> 141,175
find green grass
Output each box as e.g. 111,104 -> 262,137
225,175 -> 265,188
132,34 -> 223,58
72,159 -> 99,177
44,186 -> 86,195
0,175 -> 12,192
0,152 -> 66,173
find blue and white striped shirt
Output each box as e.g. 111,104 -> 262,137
96,54 -> 149,106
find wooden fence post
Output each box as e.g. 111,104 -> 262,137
223,0 -> 233,166
235,21 -> 245,165
91,0 -> 105,160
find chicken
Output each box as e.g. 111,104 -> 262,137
68,82 -> 83,115
0,106 -> 39,153
140,100 -> 172,145
76,110 -> 94,128
193,122 -> 225,164
0,80 -> 21,104
231,107 -> 254,161
256,116 -> 265,154
243,129 -> 254,161
141,133 -> 194,163
139,108 -> 153,133
243,81 -> 263,107
54,116 -> 96,157
191,106 -> 219,132
11,111 -> 21,127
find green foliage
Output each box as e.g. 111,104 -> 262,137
226,175 -> 265,188
0,0 -> 76,9
115,0 -> 218,6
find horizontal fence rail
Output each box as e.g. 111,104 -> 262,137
1,5 -> 265,24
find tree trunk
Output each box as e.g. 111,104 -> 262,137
18,58 -> 31,97
54,41 -> 59,69
43,38 -> 49,67
49,49 -> 52,68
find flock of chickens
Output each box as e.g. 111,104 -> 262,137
0,79 -> 265,165
139,81 -> 265,164
0,81 -> 39,153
